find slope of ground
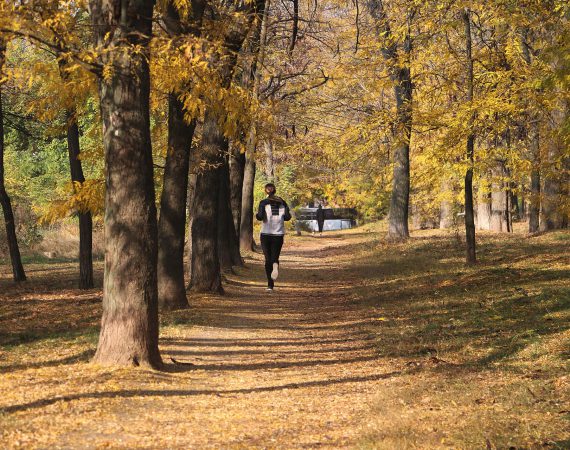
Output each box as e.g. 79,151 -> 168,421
0,224 -> 568,449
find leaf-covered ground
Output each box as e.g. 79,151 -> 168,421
0,224 -> 569,449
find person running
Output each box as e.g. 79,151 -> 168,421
256,183 -> 291,291
316,204 -> 325,236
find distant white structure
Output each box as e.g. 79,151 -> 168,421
295,207 -> 358,231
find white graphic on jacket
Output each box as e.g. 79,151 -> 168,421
256,197 -> 292,235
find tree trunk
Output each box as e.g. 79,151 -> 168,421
240,137 -> 257,252
462,9 -> 476,264
477,189 -> 492,230
528,132 -> 541,232
190,109 -> 224,293
238,0 -> 269,253
186,169 -> 197,287
158,94 -> 195,310
490,163 -> 509,232
218,154 -> 243,270
539,104 -> 567,231
366,0 -> 412,240
439,180 -> 453,229
65,108 -> 94,289
264,139 -> 275,181
520,29 -> 541,233
387,77 -> 412,240
229,144 -> 245,235
90,0 -> 161,368
0,41 -> 26,282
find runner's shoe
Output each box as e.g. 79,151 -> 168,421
271,263 -> 279,280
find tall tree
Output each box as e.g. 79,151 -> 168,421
218,152 -> 243,271
0,37 -> 26,282
229,144 -> 245,235
157,0 -> 205,310
190,107 -> 225,292
462,8 -> 476,264
63,105 -> 94,289
366,0 -> 413,240
239,0 -> 269,252
89,0 -> 162,368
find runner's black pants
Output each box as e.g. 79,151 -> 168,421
260,234 -> 284,287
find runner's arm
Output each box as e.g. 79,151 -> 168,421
255,200 -> 267,221
283,201 -> 292,221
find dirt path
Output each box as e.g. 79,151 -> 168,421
1,232 -> 397,448
2,229 -> 568,449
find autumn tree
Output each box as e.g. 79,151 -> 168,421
156,0 -> 206,310
190,0 -> 262,292
366,0 -> 414,240
89,0 -> 162,367
0,36 -> 26,282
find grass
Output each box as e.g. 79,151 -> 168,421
0,223 -> 568,448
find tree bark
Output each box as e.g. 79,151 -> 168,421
90,0 -> 161,368
477,189 -> 492,230
366,0 -> 413,240
264,139 -> 275,181
190,0 -> 262,291
539,104 -> 567,231
520,29 -> 541,233
0,40 -> 26,282
490,163 -> 509,232
158,94 -> 195,310
528,128 -> 541,232
540,147 -> 565,231
239,0 -> 269,253
439,181 -> 453,229
463,9 -> 476,264
218,154 -> 243,270
190,109 -> 224,293
240,143 -> 257,252
186,168 -> 197,287
65,108 -> 94,289
229,144 -> 245,235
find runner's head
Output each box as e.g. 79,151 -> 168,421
265,183 -> 276,196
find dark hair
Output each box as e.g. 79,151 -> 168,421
265,183 -> 276,191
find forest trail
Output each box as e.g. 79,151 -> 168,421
1,227 -> 569,448
153,232 -> 393,447
1,230 -> 399,448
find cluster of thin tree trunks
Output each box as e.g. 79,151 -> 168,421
0,1 -> 567,368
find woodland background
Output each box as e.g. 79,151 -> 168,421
0,0 -> 568,367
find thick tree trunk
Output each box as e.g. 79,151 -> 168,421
0,42 -> 26,282
158,94 -> 195,310
90,0 -> 161,368
463,9 -> 476,264
190,109 -> 224,293
229,145 -> 245,235
65,108 -> 94,289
